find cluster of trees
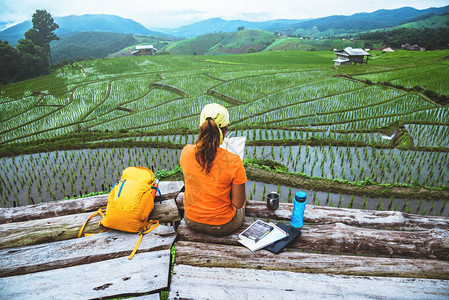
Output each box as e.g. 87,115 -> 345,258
0,10 -> 58,85
359,27 -> 449,50
51,32 -> 137,63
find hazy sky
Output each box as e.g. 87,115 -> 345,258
1,0 -> 448,30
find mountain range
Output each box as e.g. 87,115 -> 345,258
154,6 -> 449,38
1,5 -> 448,63
2,5 -> 449,45
0,14 -> 164,45
155,18 -> 307,38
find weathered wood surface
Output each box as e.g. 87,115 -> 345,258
171,185 -> 449,299
0,225 -> 176,277
0,181 -> 184,224
127,294 -> 160,300
176,193 -> 449,231
246,200 -> 449,231
175,241 -> 449,280
0,249 -> 170,299
169,264 -> 449,300
0,199 -> 180,249
177,220 -> 449,260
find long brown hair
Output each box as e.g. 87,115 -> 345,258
195,117 -> 221,174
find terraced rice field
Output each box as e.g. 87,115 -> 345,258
1,50 -> 448,215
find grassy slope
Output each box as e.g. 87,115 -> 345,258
334,49 -> 449,74
292,27 -> 348,38
160,28 -> 396,56
393,14 -> 449,29
163,32 -> 229,55
207,30 -> 276,54
263,38 -> 367,52
162,30 -> 277,55
263,37 -> 301,51
0,73 -> 69,99
202,50 -> 336,66
2,50 -> 447,100
289,15 -> 449,38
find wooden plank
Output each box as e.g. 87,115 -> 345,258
127,294 -> 160,300
0,225 -> 176,277
174,241 -> 449,280
0,250 -> 171,299
0,181 -> 184,224
246,201 -> 449,231
169,265 -> 449,300
177,220 -> 449,260
157,181 -> 184,196
0,194 -> 109,224
175,193 -> 449,231
0,199 -> 180,249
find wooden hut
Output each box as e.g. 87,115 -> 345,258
334,47 -> 370,66
382,47 -> 395,52
132,45 -> 157,56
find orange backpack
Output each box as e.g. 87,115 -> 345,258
78,167 -> 161,259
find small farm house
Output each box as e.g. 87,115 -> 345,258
333,47 -> 370,66
382,47 -> 395,52
401,43 -> 425,51
132,45 -> 157,56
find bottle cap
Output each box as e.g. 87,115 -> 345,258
295,191 -> 307,202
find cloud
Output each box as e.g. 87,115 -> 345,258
136,10 -> 208,29
232,12 -> 275,22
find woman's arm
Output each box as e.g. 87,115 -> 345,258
230,183 -> 246,209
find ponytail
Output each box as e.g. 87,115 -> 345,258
195,118 -> 221,174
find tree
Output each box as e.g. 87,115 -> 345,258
237,26 -> 244,31
16,38 -> 48,79
29,9 -> 59,65
25,28 -> 45,48
0,41 -> 20,84
0,10 -> 59,84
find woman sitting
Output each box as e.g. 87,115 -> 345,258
180,103 -> 247,235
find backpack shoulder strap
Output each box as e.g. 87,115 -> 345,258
128,220 -> 159,260
151,179 -> 162,204
77,207 -> 107,238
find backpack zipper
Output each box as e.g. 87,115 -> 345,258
117,180 -> 126,198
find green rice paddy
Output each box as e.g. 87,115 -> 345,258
1,50 -> 448,215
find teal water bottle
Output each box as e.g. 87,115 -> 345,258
291,191 -> 307,228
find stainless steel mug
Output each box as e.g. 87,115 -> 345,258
267,191 -> 279,210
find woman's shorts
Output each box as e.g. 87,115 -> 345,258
184,207 -> 245,236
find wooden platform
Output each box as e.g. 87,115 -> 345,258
0,181 -> 184,299
171,192 -> 449,299
1,180 -> 448,299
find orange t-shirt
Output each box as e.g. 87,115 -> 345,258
180,144 -> 247,225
